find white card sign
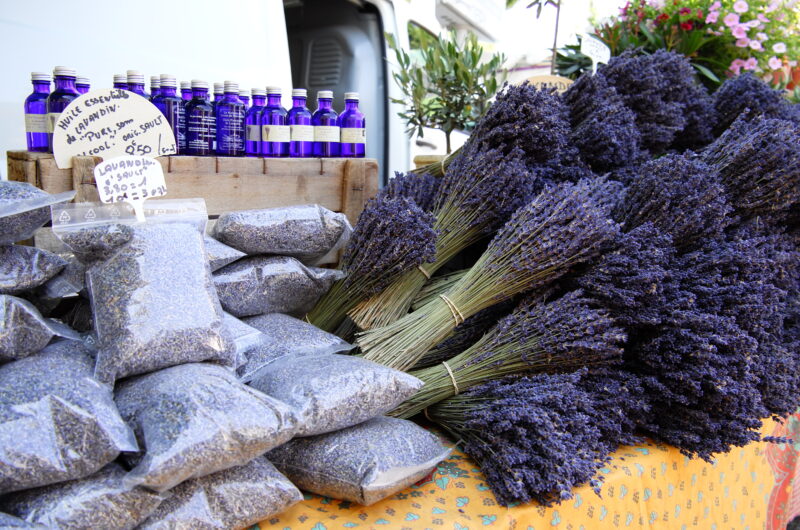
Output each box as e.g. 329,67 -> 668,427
93,155 -> 167,221
581,35 -> 611,74
52,88 -> 177,169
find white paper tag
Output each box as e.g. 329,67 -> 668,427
25,114 -> 49,133
581,35 -> 611,74
341,127 -> 366,144
291,124 -> 314,142
246,124 -> 261,142
52,88 -> 177,169
93,155 -> 167,222
47,112 -> 61,134
262,124 -> 290,142
314,125 -> 340,143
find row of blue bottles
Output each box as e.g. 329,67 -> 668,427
151,75 -> 186,154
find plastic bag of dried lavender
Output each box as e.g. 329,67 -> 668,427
213,256 -> 344,317
212,204 -> 352,263
238,313 -> 354,382
222,312 -> 266,369
115,363 -> 298,493
247,354 -> 422,436
0,340 -> 138,494
0,512 -> 46,529
0,181 -> 74,245
205,235 -> 246,272
36,253 -> 86,299
0,245 -> 67,295
138,457 -> 302,530
0,295 -> 79,362
268,416 -> 451,505
0,463 -> 164,530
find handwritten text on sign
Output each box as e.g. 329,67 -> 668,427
52,88 -> 177,169
94,155 -> 167,205
581,35 -> 612,74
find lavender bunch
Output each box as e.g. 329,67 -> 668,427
427,371 -> 610,506
702,113 -> 800,222
391,290 -> 625,418
712,73 -> 793,134
613,154 -> 732,250
306,196 -> 436,332
671,85 -> 717,151
358,179 -> 619,370
379,171 -> 440,212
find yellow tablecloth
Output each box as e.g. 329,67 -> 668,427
259,414 -> 800,530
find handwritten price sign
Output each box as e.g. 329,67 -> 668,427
581,35 -> 611,74
94,155 -> 167,221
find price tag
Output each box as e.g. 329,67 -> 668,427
523,75 -> 574,94
93,155 -> 167,222
581,35 -> 611,74
52,88 -> 177,169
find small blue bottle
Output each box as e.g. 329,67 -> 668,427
261,87 -> 289,158
153,74 -> 186,154
212,83 -> 224,108
46,66 -> 80,153
288,88 -> 313,158
216,81 -> 245,157
245,88 -> 265,157
127,70 -> 148,98
75,76 -> 90,95
180,81 -> 192,101
239,90 -> 250,109
312,90 -> 339,157
113,74 -> 128,90
339,92 -> 366,158
149,76 -> 161,101
185,80 -> 215,156
24,72 -> 51,153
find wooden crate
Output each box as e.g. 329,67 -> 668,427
6,151 -> 379,224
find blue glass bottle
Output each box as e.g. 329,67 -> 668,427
211,83 -> 223,152
180,81 -> 192,101
339,92 -> 366,158
239,90 -> 250,109
113,74 -> 128,90
261,87 -> 289,158
24,72 -> 51,152
245,88 -> 265,157
127,70 -> 148,98
288,88 -> 313,158
149,76 -> 161,101
216,81 -> 245,157
45,66 -> 80,153
75,76 -> 90,95
312,90 -> 339,157
185,80 -> 215,156
153,75 -> 186,154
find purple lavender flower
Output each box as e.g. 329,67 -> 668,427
712,73 -> 793,134
380,171 -> 440,212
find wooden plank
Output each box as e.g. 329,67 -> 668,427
217,156 -> 264,174
37,158 -> 72,194
7,151 -> 53,161
169,156 -> 215,173
340,159 -> 366,225
7,158 -> 29,183
72,156 -> 102,203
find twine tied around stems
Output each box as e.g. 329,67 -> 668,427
417,265 -> 432,280
442,360 -> 459,395
439,294 -> 465,326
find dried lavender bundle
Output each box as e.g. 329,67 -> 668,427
392,290 -> 625,418
380,171 -> 440,212
0,295 -> 77,361
713,73 -> 793,134
411,269 -> 468,311
0,245 -> 66,295
204,235 -> 245,272
306,196 -> 436,332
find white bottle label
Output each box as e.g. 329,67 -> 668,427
25,114 -> 49,133
314,125 -> 340,143
246,124 -> 261,142
47,112 -> 62,134
290,124 -> 314,142
341,127 -> 366,144
262,124 -> 290,142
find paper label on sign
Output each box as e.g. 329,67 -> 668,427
52,88 -> 177,169
47,112 -> 62,134
262,124 -> 290,142
93,155 -> 167,222
291,124 -> 314,142
581,35 -> 611,74
524,75 -> 574,94
314,125 -> 340,143
25,114 -> 49,133
341,127 -> 366,144
246,124 -> 261,142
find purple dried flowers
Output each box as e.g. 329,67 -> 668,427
712,73 -> 792,134
380,171 -> 440,212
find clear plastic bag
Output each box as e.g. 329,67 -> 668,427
238,313 -> 354,382
221,312 -> 266,369
114,363 -> 298,493
204,236 -> 245,272
0,463 -> 164,530
0,512 -> 47,528
268,416 -> 451,505
0,295 -> 79,362
247,353 -> 423,437
0,340 -> 138,494
213,256 -> 344,317
37,253 -> 86,299
0,246 -> 67,295
0,181 -> 74,245
211,204 -> 352,263
138,457 -> 302,530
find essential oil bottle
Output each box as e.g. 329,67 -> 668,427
45,66 -> 80,153
239,89 -> 251,109
185,80 -> 215,156
150,76 -> 161,100
24,72 -> 51,152
213,83 -> 224,106
312,90 -> 339,157
288,88 -> 313,158
261,87 -> 289,158
180,81 -> 192,101
113,74 -> 128,90
339,92 -> 366,158
75,76 -> 90,95
245,88 -> 265,157
127,70 -> 148,98
215,81 -> 245,157
153,75 -> 186,154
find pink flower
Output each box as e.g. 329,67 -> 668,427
773,42 -> 787,53
765,1 -> 778,12
736,37 -> 751,47
706,11 -> 719,23
732,24 -> 748,38
756,32 -> 768,41
710,1 -> 721,9
749,39 -> 763,50
746,19 -> 760,27
743,57 -> 758,70
729,58 -> 746,74
757,14 -> 770,22
790,60 -> 798,67
768,56 -> 783,70
723,13 -> 740,26
679,7 -> 692,15
733,0 -> 749,12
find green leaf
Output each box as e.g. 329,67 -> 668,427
692,62 -> 720,83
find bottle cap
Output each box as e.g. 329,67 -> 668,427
266,86 -> 282,95
53,66 -> 77,78
76,77 -> 90,85
239,90 -> 250,98
127,70 -> 145,83
224,81 -> 239,93
160,75 -> 177,87
113,74 -> 127,84
292,88 -> 307,98
31,72 -> 51,82
150,75 -> 161,87
317,90 -> 333,99
180,81 -> 191,89
344,92 -> 359,100
191,79 -> 209,89
251,88 -> 266,96
213,82 -> 224,93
